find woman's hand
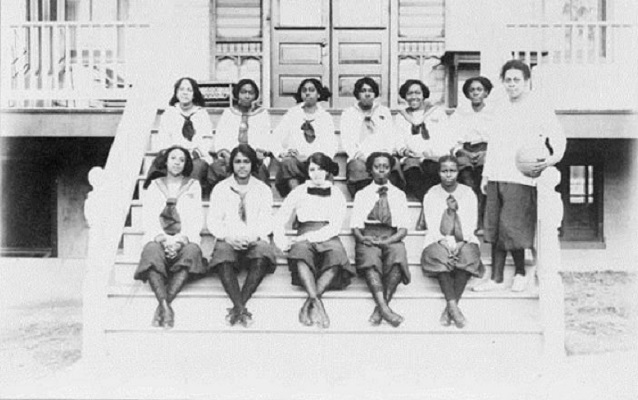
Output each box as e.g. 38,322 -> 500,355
164,241 -> 183,259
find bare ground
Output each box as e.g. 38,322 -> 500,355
0,272 -> 635,383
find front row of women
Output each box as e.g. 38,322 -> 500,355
134,144 -> 482,330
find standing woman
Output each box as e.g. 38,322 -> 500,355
351,152 -> 411,327
421,155 -> 484,328
134,146 -> 206,328
474,60 -> 565,293
156,77 -> 214,196
449,76 -> 494,233
210,79 -> 273,186
395,79 -> 451,201
341,77 -> 405,196
274,153 -> 355,328
207,144 -> 277,327
273,79 -> 337,197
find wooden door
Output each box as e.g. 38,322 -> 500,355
330,0 -> 390,108
271,0 -> 330,108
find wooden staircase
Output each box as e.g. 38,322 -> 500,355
81,106 -> 565,398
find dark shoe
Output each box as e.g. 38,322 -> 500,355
151,305 -> 163,327
439,306 -> 452,327
238,309 -> 254,328
161,301 -> 174,329
447,301 -> 466,329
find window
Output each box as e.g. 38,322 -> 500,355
557,143 -> 604,244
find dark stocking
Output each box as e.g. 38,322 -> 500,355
167,268 -> 189,303
438,272 -> 466,328
364,269 -> 402,327
452,269 -> 471,303
218,262 -> 244,325
147,269 -> 168,327
512,249 -> 526,276
295,262 -> 321,327
242,259 -> 269,304
491,247 -> 507,283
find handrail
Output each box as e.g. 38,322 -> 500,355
536,167 -> 566,362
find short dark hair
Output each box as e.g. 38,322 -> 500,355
438,154 -> 459,170
500,59 -> 531,81
144,145 -> 194,188
462,76 -> 493,99
169,77 -> 205,107
353,77 -> 380,99
305,152 -> 339,177
232,78 -> 260,102
230,144 -> 260,175
294,78 -> 332,103
398,79 -> 430,100
365,152 -> 395,172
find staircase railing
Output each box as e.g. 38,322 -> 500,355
536,167 -> 566,362
81,3 -> 174,359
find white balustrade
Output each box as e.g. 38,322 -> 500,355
1,21 -> 150,108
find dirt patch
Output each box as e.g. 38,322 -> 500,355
0,299 -> 82,381
561,271 -> 637,355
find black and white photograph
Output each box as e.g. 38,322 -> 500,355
1,0 -> 637,399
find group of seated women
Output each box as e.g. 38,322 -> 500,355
134,59 -> 565,331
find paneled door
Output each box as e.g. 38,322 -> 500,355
271,0 -> 390,108
271,0 -> 330,108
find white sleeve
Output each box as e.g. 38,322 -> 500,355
273,186 -> 299,246
318,111 -> 338,158
207,183 -> 229,240
340,108 -> 358,158
179,180 -> 204,245
253,184 -> 274,240
423,189 -> 445,245
350,190 -> 367,230
141,183 -> 164,244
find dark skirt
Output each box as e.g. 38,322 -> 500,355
483,181 -> 537,250
275,156 -> 306,197
420,241 -> 484,277
346,158 -> 405,195
134,241 -> 206,282
208,239 -> 277,273
401,157 -> 440,200
354,225 -> 410,284
287,237 -> 355,290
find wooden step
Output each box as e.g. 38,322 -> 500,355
128,199 -> 425,232
110,258 -> 538,293
105,293 -> 541,333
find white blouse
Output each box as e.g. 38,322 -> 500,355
213,106 -> 274,154
395,105 -> 451,160
422,183 -> 479,248
141,178 -> 204,245
350,182 -> 410,230
448,102 -> 495,154
273,182 -> 346,247
483,91 -> 566,187
207,176 -> 273,241
340,102 -> 402,160
273,103 -> 337,158
157,106 -> 214,163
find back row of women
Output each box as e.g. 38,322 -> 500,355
136,60 -> 565,331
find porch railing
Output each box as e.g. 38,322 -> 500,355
1,21 -> 150,108
504,21 -> 638,110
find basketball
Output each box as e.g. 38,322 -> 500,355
515,144 -> 549,178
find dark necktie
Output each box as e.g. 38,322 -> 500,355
301,120 -> 316,143
411,122 -> 429,140
439,194 -> 463,242
231,187 -> 247,223
182,115 -> 194,141
238,114 -> 249,144
367,186 -> 392,225
307,187 -> 331,197
159,197 -> 182,235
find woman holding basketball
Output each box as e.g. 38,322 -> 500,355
473,60 -> 565,293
